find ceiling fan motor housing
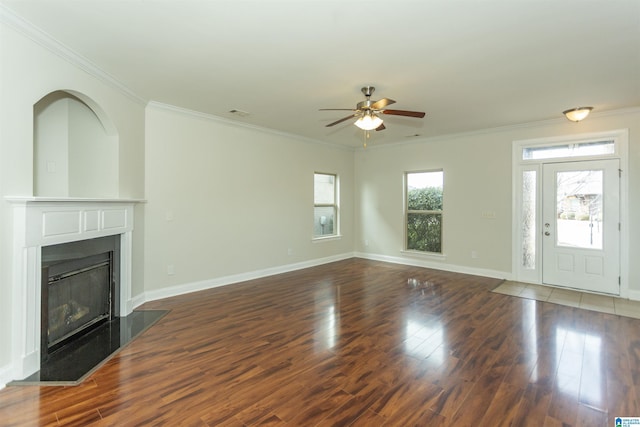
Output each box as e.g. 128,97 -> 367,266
357,100 -> 374,111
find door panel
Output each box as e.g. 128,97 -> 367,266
542,160 -> 619,294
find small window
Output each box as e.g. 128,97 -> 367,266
405,171 -> 443,253
522,140 -> 614,160
521,170 -> 537,269
314,173 -> 338,238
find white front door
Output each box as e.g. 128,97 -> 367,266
542,159 -> 620,294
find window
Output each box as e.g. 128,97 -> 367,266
405,170 -> 443,253
314,173 -> 338,238
522,140 -> 614,160
521,170 -> 537,269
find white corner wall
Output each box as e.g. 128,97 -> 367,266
142,105 -> 355,300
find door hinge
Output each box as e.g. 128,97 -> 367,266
619,168 -> 622,178
619,276 -> 621,286
619,222 -> 621,231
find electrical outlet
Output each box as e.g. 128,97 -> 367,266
167,264 -> 175,275
287,248 -> 293,256
471,251 -> 478,259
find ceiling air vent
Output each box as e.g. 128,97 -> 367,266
228,109 -> 250,117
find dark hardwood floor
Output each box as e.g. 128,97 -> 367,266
1,258 -> 638,426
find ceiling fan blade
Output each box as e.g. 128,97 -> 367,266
382,109 -> 426,118
325,114 -> 356,127
370,98 -> 396,110
375,123 -> 386,131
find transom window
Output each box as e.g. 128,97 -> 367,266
522,140 -> 614,160
405,170 -> 443,253
314,173 -> 338,238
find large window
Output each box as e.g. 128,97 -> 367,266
405,170 -> 443,253
314,173 -> 338,238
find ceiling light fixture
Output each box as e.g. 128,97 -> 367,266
563,107 -> 593,122
354,112 -> 383,131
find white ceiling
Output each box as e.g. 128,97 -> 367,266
2,0 -> 640,148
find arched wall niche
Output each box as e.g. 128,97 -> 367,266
33,90 -> 119,198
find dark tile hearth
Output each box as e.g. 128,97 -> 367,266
9,310 -> 167,386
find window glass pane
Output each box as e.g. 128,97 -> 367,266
407,172 -> 443,210
407,213 -> 442,252
522,140 -> 614,160
314,172 -> 338,238
314,174 -> 335,204
521,170 -> 536,269
556,170 -> 603,249
314,206 -> 335,236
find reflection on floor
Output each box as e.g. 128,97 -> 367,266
9,310 -> 168,386
493,281 -> 640,319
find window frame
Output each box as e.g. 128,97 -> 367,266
313,172 -> 339,239
404,169 -> 444,254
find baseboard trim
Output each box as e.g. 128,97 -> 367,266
354,252 -> 512,281
627,289 -> 640,301
0,363 -> 13,390
130,293 -> 146,311
141,252 -> 356,304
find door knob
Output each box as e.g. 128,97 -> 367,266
544,231 -> 550,236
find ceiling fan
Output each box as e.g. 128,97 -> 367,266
320,86 -> 426,132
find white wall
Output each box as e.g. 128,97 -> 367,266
355,110 -> 640,293
34,96 -> 70,196
68,97 -> 119,198
143,105 -> 355,298
0,19 -> 145,380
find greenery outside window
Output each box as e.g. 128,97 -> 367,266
405,170 -> 443,253
314,173 -> 338,238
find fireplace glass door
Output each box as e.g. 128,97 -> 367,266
44,252 -> 113,351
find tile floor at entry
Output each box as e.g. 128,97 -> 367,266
493,281 -> 640,319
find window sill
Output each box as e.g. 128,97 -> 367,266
312,235 -> 342,243
400,249 -> 447,261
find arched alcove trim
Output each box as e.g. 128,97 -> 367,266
53,89 -> 119,137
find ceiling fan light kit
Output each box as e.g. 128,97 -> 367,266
354,112 -> 383,131
563,106 -> 593,122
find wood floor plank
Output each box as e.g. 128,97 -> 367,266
2,258 -> 640,426
511,383 -> 553,427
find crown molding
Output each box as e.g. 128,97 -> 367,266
359,106 -> 640,151
147,101 -> 355,152
0,4 -> 146,105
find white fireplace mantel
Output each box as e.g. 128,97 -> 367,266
6,197 -> 143,380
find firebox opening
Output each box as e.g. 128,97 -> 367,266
41,235 -> 120,362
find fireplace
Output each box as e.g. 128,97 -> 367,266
41,235 -> 120,362
7,198 -> 137,380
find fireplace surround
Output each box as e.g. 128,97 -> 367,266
7,198 -> 139,380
